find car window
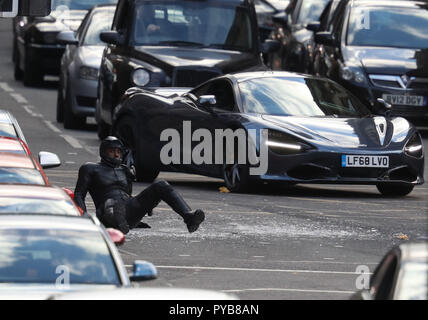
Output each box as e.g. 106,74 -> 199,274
132,1 -> 253,51
0,198 -> 79,215
0,124 -> 19,139
191,80 -> 236,112
347,6 -> 428,49
239,76 -> 371,117
82,10 -> 115,46
51,0 -> 117,11
297,0 -> 330,24
0,168 -> 45,185
395,261 -> 428,300
0,228 -> 120,285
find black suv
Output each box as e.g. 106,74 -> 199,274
96,0 -> 279,139
313,0 -> 428,125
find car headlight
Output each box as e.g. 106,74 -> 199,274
131,68 -> 150,86
339,64 -> 366,84
79,66 -> 98,81
404,133 -> 423,158
267,130 -> 314,156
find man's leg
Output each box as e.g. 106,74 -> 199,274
126,180 -> 205,232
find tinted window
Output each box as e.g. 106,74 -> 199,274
132,1 -> 253,51
0,168 -> 45,185
52,0 -> 117,11
297,0 -> 330,24
0,198 -> 79,215
83,9 -> 115,46
0,228 -> 120,285
347,6 -> 428,49
239,77 -> 371,117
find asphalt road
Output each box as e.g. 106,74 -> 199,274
0,18 -> 427,300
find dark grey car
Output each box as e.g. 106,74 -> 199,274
56,4 -> 116,129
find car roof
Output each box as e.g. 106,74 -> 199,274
0,184 -> 69,200
226,70 -> 310,83
0,110 -> 14,124
0,152 -> 36,168
399,242 -> 428,262
0,215 -> 98,231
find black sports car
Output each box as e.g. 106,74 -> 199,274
113,71 -> 424,196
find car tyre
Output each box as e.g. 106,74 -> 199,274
23,49 -> 43,87
376,183 -> 414,197
115,116 -> 159,182
63,83 -> 85,129
222,163 -> 251,193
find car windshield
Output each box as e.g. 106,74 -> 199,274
0,168 -> 45,185
132,0 -> 253,51
0,198 -> 79,216
297,0 -> 330,24
83,9 -> 115,46
240,77 -> 371,117
0,228 -> 120,285
347,6 -> 428,49
395,261 -> 428,300
51,0 -> 117,11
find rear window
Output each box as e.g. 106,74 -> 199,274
0,168 -> 45,185
0,198 -> 79,216
0,228 -> 120,285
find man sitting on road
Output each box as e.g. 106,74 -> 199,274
74,136 -> 205,234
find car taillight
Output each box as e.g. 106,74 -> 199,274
107,228 -> 125,245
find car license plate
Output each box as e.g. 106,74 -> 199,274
342,155 -> 389,168
382,94 -> 426,106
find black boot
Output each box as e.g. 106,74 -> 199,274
183,209 -> 205,233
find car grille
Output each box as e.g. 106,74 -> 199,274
369,75 -> 428,90
172,68 -> 222,87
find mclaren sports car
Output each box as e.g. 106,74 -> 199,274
112,71 -> 424,196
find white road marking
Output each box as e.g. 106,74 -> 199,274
0,82 -> 14,92
60,134 -> 83,149
222,288 -> 354,294
43,120 -> 61,133
10,93 -> 28,104
122,265 -> 372,275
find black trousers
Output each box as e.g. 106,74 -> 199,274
100,180 -> 192,229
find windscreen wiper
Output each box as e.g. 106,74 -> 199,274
157,41 -> 204,47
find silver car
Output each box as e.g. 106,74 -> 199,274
56,4 -> 116,129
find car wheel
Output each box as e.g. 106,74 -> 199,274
63,84 -> 85,129
115,116 -> 159,182
56,77 -> 64,123
222,163 -> 250,193
376,183 -> 414,197
23,49 -> 43,87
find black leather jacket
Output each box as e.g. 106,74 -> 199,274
74,160 -> 135,214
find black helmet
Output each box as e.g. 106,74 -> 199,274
100,136 -> 124,166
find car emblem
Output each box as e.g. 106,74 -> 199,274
374,117 -> 387,145
400,75 -> 413,89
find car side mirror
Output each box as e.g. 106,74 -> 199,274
39,151 -> 61,169
262,39 -> 281,54
314,31 -> 336,46
129,260 -> 158,282
57,31 -> 78,45
100,31 -> 124,46
306,21 -> 321,32
376,98 -> 392,118
272,12 -> 288,26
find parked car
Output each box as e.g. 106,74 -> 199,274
96,0 -> 280,139
313,0 -> 428,125
0,109 -> 28,145
0,214 -> 154,299
352,242 -> 428,300
0,137 -> 61,185
12,0 -> 117,86
112,71 -> 424,195
0,184 -> 83,216
266,0 -> 330,72
56,4 -> 116,129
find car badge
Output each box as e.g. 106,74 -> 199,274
374,117 -> 387,145
401,75 -> 410,88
